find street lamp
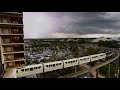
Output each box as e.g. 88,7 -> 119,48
117,70 -> 119,78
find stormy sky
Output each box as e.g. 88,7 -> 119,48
23,12 -> 120,38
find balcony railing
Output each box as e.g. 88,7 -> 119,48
0,30 -> 23,35
2,40 -> 24,44
3,49 -> 24,53
1,12 -> 22,15
0,19 -> 23,26
6,62 -> 25,69
5,58 -> 25,62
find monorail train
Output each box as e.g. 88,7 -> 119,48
16,53 -> 106,77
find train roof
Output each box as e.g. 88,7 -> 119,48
18,64 -> 43,69
78,56 -> 90,59
90,53 -> 106,57
43,61 -> 63,65
62,58 -> 79,62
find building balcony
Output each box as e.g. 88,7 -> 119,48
0,30 -> 23,35
0,23 -> 23,27
3,45 -> 24,53
1,12 -> 22,15
3,49 -> 24,53
6,61 -> 25,69
2,38 -> 24,44
5,58 -> 25,63
2,43 -> 24,46
3,51 -> 25,55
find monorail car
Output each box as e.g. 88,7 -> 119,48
44,61 -> 63,72
16,53 -> 106,77
79,56 -> 91,64
16,64 -> 43,77
63,58 -> 79,68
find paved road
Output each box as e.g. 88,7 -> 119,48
59,50 -> 119,78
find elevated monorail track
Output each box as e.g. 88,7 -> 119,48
59,50 -> 119,78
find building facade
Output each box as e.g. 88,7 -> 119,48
0,12 -> 26,70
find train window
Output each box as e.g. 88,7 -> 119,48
49,65 -> 51,67
21,69 -> 24,72
46,65 -> 48,67
65,62 -> 67,64
59,63 -> 61,65
76,60 -> 77,62
34,67 -> 37,69
50,65 -> 53,67
30,68 -> 33,71
38,66 -> 41,69
53,64 -> 55,67
16,70 -> 18,73
25,69 -> 29,71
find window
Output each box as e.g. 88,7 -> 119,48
2,18 -> 8,23
4,28 -> 9,34
38,66 -> 41,69
30,68 -> 33,71
16,70 -> 18,73
21,69 -> 24,72
50,65 -> 53,67
25,69 -> 29,71
46,65 -> 48,67
53,64 -> 55,67
65,62 -> 67,64
34,67 -> 37,69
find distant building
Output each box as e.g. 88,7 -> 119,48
91,37 -> 111,43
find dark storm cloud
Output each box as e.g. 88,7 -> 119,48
45,12 -> 120,34
24,12 -> 120,38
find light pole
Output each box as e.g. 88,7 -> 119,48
117,70 -> 119,78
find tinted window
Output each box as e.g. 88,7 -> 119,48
16,70 -> 18,73
25,69 -> 29,71
34,67 -> 37,69
50,65 -> 52,67
38,66 -> 41,69
30,68 -> 33,71
53,64 -> 55,67
21,69 -> 24,72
